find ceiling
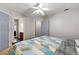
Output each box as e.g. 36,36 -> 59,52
0,3 -> 79,17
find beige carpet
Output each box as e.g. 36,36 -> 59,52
0,47 -> 10,55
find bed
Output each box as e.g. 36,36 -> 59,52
13,36 -> 63,55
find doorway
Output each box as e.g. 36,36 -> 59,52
13,19 -> 19,44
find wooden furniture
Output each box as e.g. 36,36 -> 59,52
18,32 -> 24,41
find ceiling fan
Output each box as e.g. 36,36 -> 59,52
30,3 -> 46,16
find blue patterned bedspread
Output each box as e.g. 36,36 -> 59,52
15,36 -> 63,55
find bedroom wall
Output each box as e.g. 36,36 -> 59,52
10,11 -> 24,33
18,18 -> 24,32
49,9 -> 79,39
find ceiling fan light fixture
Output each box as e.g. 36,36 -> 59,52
32,10 -> 39,14
38,4 -> 43,8
32,9 -> 45,16
31,3 -> 45,16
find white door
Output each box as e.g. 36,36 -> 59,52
0,11 -> 9,51
35,16 -> 43,37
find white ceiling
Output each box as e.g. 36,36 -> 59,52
0,3 -> 79,16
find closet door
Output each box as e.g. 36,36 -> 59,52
41,19 -> 49,36
0,11 -> 9,51
35,16 -> 43,37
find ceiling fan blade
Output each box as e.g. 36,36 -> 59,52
25,3 -> 46,16
40,10 -> 45,16
32,9 -> 45,16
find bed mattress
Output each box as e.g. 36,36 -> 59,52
15,36 -> 63,55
